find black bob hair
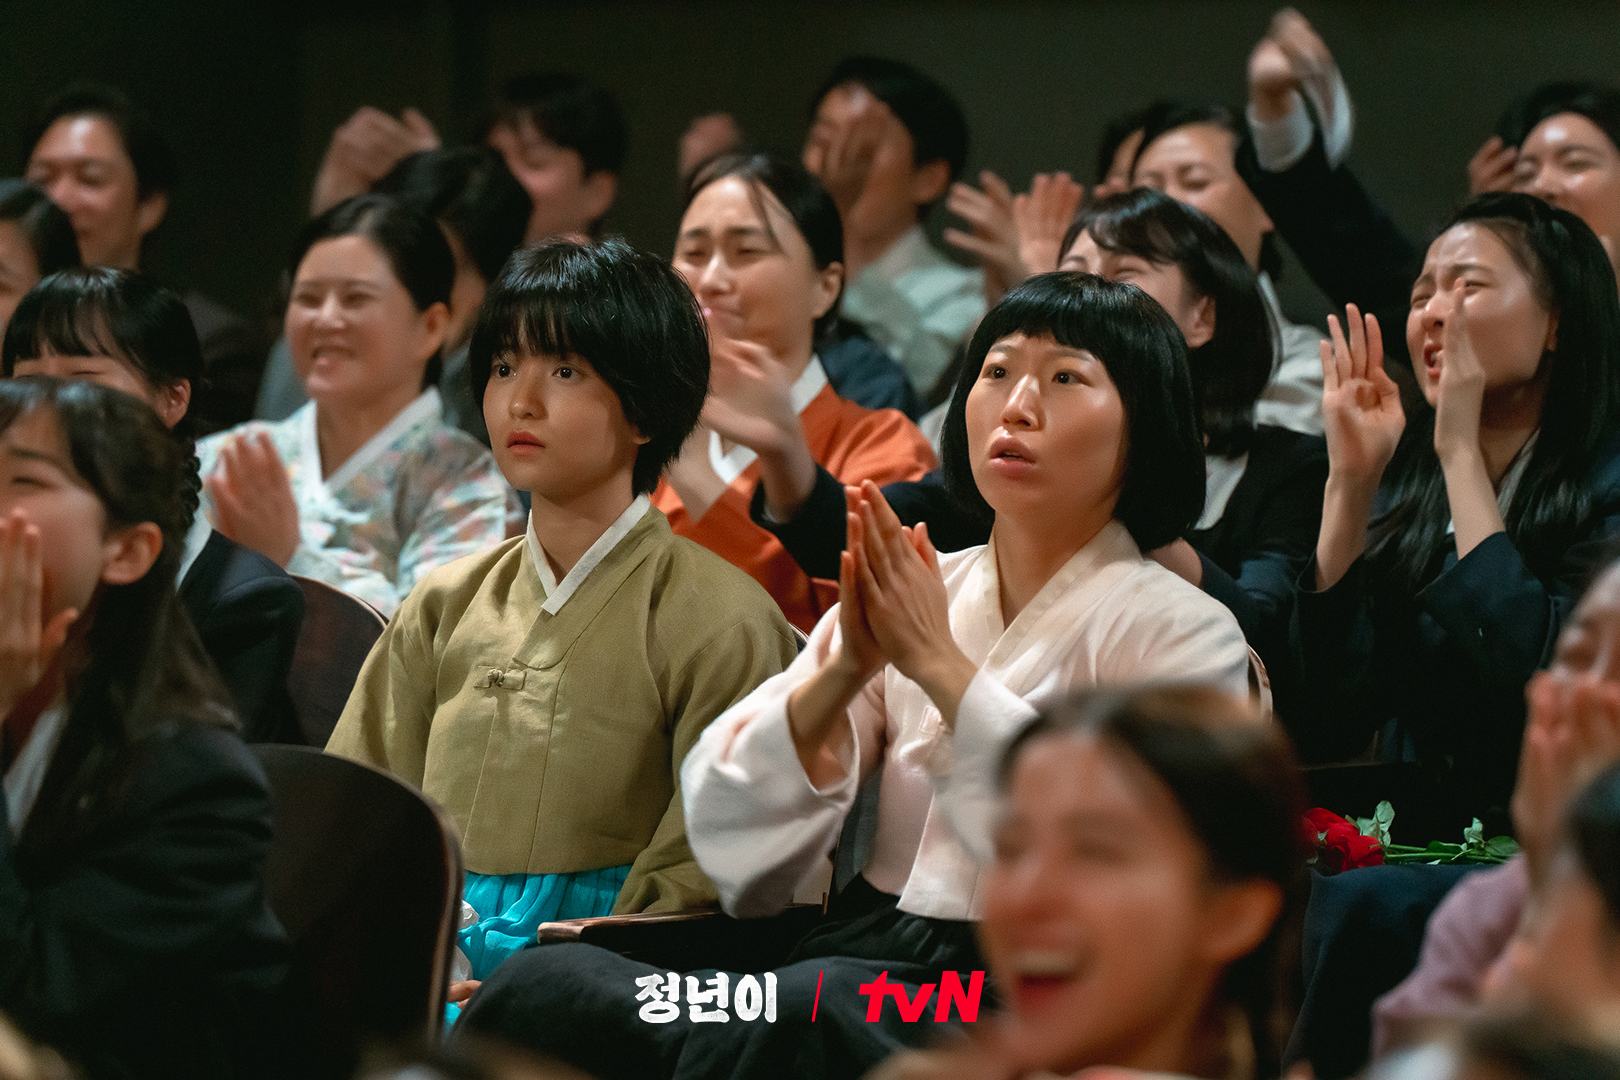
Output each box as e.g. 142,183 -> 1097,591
0,181 -> 80,277
375,147 -> 532,285
1064,187 -> 1278,459
467,237 -> 710,497
1495,80 -> 1620,157
1131,100 -> 1283,282
1368,192 -> 1620,595
287,194 -> 454,389
812,56 -> 969,185
24,83 -> 178,200
684,151 -> 846,341
1000,685 -> 1309,1080
939,272 -> 1206,552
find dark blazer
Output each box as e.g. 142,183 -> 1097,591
819,333 -> 924,420
751,425 -> 1326,693
0,720 -> 289,1079
179,530 -> 305,744
1289,433 -> 1620,832
1235,133 -> 1423,371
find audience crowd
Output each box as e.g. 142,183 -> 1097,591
4,9 -> 1620,1080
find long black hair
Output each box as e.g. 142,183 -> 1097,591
683,150 -> 845,341
287,194 -> 454,388
940,271 -> 1206,552
1000,685 -> 1309,1080
3,378 -> 231,856
1368,192 -> 1620,594
1064,188 -> 1277,458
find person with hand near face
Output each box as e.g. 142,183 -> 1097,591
1130,101 -> 1327,438
0,184 -> 78,338
0,378 -> 289,1079
658,152 -> 936,632
197,195 -> 517,618
470,275 -> 1253,1080
1294,193 -> 1620,833
873,686 -> 1308,1080
803,56 -> 984,401
328,238 -> 796,1002
3,267 -> 304,744
23,84 -> 263,431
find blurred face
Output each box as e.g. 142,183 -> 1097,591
1062,232 -> 1215,349
0,406 -> 112,619
440,227 -> 487,352
1513,113 -> 1620,266
1407,223 -> 1557,409
487,119 -> 613,244
1502,851 -> 1620,1020
803,83 -> 936,245
286,235 -> 447,413
1133,125 -> 1273,272
25,115 -> 164,270
964,332 -> 1126,527
9,351 -> 187,429
982,733 -> 1271,1075
673,176 -> 841,364
483,350 -> 645,508
0,223 -> 41,335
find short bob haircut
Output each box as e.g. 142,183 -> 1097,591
0,181 -> 80,278
287,194 -> 454,388
374,147 -> 532,285
1064,187 -> 1277,458
999,685 -> 1309,1079
939,272 -> 1206,552
467,237 -> 710,497
812,55 -> 969,190
683,151 -> 845,341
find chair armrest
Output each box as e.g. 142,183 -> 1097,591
535,904 -> 824,973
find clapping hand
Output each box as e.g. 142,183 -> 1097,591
0,510 -> 77,722
945,171 -> 1025,302
1320,303 -> 1403,486
803,87 -> 891,218
1469,135 -> 1520,196
1432,279 -> 1489,464
1514,669 -> 1620,884
700,337 -> 803,457
310,106 -> 440,215
1012,172 -> 1085,276
206,431 -> 301,568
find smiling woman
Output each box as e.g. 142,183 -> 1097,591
195,195 -> 518,617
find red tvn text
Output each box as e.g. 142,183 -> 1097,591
858,970 -> 984,1022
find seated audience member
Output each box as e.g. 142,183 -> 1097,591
311,73 -> 626,245
1371,552 -> 1620,1060
327,238 -> 798,987
199,195 -> 517,617
1368,1015 -> 1620,1080
23,83 -> 262,431
1131,100 -> 1326,436
0,183 -> 77,335
0,378 -> 287,1079
257,147 -> 533,442
1059,189 -> 1326,707
1294,193 -> 1620,832
3,268 -> 303,743
803,56 -> 984,400
658,151 -> 936,631
874,686 -> 1308,1080
457,273 -> 1253,1078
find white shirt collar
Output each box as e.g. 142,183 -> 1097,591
708,356 -> 828,485
1444,432 -> 1539,538
526,494 -> 652,615
177,513 -> 213,583
4,701 -> 68,837
1198,452 -> 1250,531
864,224 -> 938,284
300,388 -> 443,495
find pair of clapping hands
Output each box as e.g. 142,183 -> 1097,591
205,432 -> 302,568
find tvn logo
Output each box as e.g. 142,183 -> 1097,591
855,970 -> 984,1022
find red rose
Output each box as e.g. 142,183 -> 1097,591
1305,808 -> 1386,874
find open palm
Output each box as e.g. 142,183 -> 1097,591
1321,304 -> 1404,483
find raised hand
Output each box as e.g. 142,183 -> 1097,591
311,106 -> 441,215
678,113 -> 744,187
1247,35 -> 1301,123
803,87 -> 891,218
1320,304 -> 1403,485
206,431 -> 302,567
1012,172 -> 1085,277
1468,135 -> 1519,195
1514,670 -> 1620,883
0,510 -> 77,722
944,171 -> 1025,302
835,489 -> 888,685
700,337 -> 804,457
1432,279 -> 1488,464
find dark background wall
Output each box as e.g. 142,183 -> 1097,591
2,0 -> 1617,334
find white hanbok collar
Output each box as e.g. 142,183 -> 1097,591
298,388 -> 442,496
708,356 -> 828,485
526,494 -> 652,615
1198,453 -> 1250,531
3,700 -> 67,838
